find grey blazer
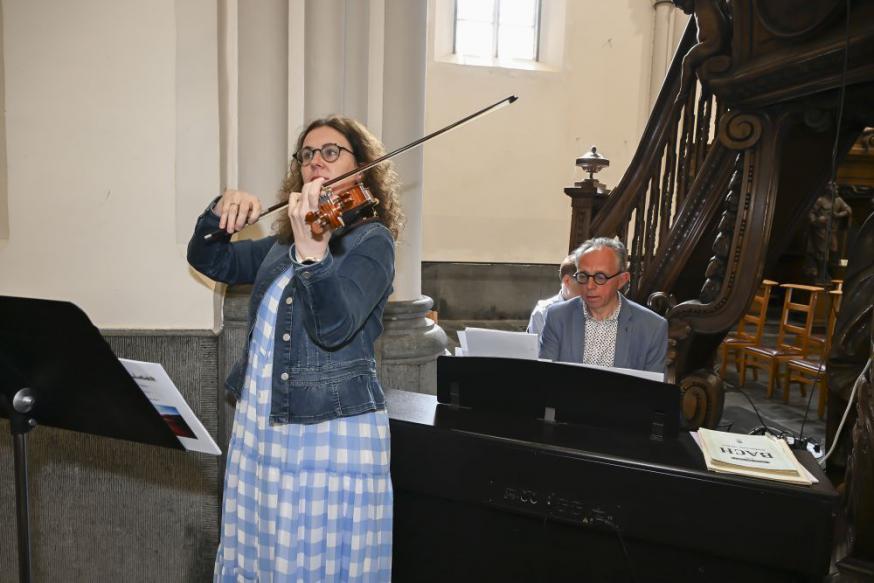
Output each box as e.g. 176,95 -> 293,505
539,296 -> 668,374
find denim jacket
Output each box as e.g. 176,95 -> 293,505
187,205 -> 394,424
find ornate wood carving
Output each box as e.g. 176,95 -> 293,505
679,369 -> 725,429
700,155 -> 743,303
590,23 -> 698,239
580,0 -> 874,432
709,1 -> 874,109
673,0 -> 733,102
753,0 -> 842,38
827,211 -> 874,573
668,112 -> 776,334
634,138 -> 738,304
648,290 -> 723,428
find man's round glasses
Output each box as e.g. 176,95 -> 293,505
573,270 -> 624,285
294,143 -> 354,166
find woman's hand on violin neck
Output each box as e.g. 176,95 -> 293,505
289,177 -> 331,258
215,189 -> 263,234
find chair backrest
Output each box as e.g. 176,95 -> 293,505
807,289 -> 843,359
736,279 -> 777,342
776,284 -> 824,355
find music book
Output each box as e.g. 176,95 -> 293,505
119,358 -> 221,455
694,428 -> 815,486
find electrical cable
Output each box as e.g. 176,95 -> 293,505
798,299 -> 840,443
732,384 -> 776,435
603,519 -> 637,583
819,359 -> 871,467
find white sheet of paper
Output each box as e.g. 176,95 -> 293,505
538,359 -> 664,382
463,327 -> 540,360
119,358 -> 221,455
457,330 -> 469,353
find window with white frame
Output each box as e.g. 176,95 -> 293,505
454,0 -> 541,63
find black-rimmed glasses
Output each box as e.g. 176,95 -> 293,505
293,143 -> 355,165
573,270 -> 624,285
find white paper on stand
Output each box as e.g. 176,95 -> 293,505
546,360 -> 664,383
119,358 -> 221,455
457,330 -> 469,354
462,327 -> 540,360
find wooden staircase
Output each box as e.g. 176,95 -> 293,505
578,0 -> 874,431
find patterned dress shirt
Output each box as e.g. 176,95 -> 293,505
581,294 -> 623,367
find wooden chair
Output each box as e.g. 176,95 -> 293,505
718,279 -> 778,378
739,283 -> 824,400
784,289 -> 842,418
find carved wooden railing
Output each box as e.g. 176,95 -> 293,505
579,1 -> 874,573
592,21 -> 701,297
584,0 -> 874,431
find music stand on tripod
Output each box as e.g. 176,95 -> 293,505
0,296 -> 183,583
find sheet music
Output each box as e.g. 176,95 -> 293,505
547,360 -> 665,382
119,358 -> 221,455
457,330 -> 469,356
461,327 -> 539,360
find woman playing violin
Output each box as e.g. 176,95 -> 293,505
187,115 -> 402,582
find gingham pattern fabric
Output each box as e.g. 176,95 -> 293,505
581,293 -> 622,368
215,266 -> 393,583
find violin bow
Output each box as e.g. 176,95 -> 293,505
204,94 -> 518,241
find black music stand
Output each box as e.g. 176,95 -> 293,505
0,296 -> 182,583
437,355 -> 682,439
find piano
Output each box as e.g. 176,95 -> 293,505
387,357 -> 837,583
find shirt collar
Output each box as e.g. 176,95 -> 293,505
581,293 -> 623,322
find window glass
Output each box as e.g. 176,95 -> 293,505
498,25 -> 536,60
456,20 -> 495,58
456,0 -> 495,22
454,0 -> 539,62
498,0 -> 536,26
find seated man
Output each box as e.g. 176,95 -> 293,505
526,253 -> 582,337
539,237 -> 668,374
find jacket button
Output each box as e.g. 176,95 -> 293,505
285,297 -> 293,305
282,333 -> 291,342
302,272 -> 311,280
280,372 -> 289,381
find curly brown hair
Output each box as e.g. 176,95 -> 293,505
274,116 -> 403,242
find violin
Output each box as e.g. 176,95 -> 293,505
306,181 -> 376,236
204,95 -> 517,241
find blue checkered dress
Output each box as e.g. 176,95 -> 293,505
215,266 -> 393,582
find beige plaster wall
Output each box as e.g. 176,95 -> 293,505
423,1 -> 666,263
0,0 -> 684,327
0,0 -> 219,328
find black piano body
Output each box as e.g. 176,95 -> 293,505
387,357 -> 837,582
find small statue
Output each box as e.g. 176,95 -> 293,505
804,193 -> 852,284
828,210 -> 874,571
673,0 -> 731,103
832,194 -> 853,268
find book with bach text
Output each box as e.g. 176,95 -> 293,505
695,428 -> 815,486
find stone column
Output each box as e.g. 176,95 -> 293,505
376,0 -> 448,394
224,0 -> 446,395
650,0 -> 677,107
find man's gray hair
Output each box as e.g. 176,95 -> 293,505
574,237 -> 628,273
